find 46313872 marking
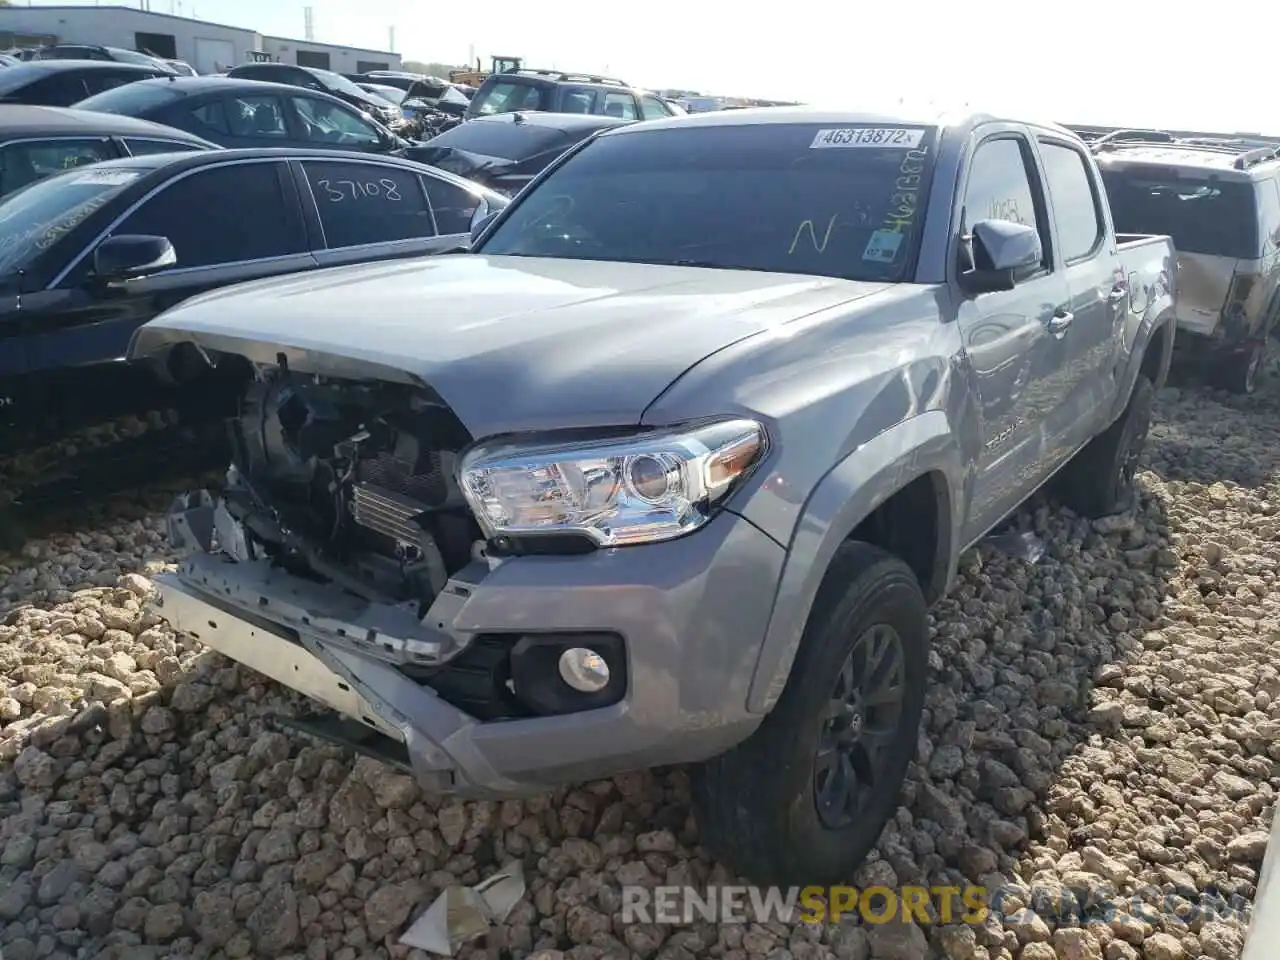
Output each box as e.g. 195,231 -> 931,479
810,127 -> 926,149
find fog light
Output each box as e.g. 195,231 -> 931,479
558,648 -> 609,692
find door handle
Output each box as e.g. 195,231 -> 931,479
1047,310 -> 1074,335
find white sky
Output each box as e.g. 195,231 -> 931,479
21,0 -> 1278,133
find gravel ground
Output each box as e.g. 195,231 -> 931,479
1,377 -> 1279,960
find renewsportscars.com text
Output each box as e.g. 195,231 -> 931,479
622,885 -> 987,925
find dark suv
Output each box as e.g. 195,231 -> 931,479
465,69 -> 679,122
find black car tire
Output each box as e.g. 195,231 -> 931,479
691,541 -> 927,886
1057,373 -> 1155,518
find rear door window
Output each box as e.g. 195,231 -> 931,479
472,80 -> 547,115
559,87 -> 598,114
302,159 -> 434,247
224,95 -> 289,139
115,161 -> 306,267
601,92 -> 637,120
186,100 -> 231,137
0,138 -> 118,196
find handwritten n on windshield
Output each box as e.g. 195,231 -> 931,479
789,214 -> 838,255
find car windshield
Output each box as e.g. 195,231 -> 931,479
75,79 -> 185,114
1101,167 -> 1259,259
311,68 -> 370,99
426,119 -> 579,161
470,80 -> 548,116
478,122 -> 940,282
0,165 -> 143,277
362,84 -> 405,104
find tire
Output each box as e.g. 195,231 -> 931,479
1216,340 -> 1266,396
691,541 -> 927,886
1057,373 -> 1155,518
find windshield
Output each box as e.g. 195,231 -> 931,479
75,79 -> 184,114
362,84 -> 405,104
469,80 -> 548,116
0,166 -> 143,276
311,68 -> 371,99
1101,166 -> 1259,259
478,123 -> 939,282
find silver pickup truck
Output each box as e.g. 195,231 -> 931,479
130,107 -> 1177,885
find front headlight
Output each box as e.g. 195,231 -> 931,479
458,419 -> 767,548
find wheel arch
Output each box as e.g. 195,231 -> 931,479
745,410 -> 963,715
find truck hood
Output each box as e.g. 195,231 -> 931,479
131,254 -> 889,436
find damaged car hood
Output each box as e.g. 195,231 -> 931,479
130,254 -> 889,435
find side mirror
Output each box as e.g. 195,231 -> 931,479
93,235 -> 176,283
958,219 -> 1042,295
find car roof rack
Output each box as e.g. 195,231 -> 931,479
1091,129 -> 1280,168
512,68 -> 628,87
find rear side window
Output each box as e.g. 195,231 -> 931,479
639,95 -> 671,120
18,72 -> 91,106
1038,141 -> 1103,262
1100,166 -> 1259,259
187,101 -> 230,136
302,160 -> 433,247
559,88 -> 597,114
116,162 -> 306,267
75,80 -> 184,115
471,80 -> 547,116
80,69 -> 149,97
0,138 -> 117,197
123,137 -> 207,157
422,176 -> 482,235
1259,178 -> 1280,251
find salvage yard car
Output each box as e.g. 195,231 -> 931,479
1093,130 -> 1280,393
135,107 -> 1178,885
405,110 -> 632,196
73,77 -> 410,154
0,104 -> 217,198
0,59 -> 175,107
0,147 -> 505,451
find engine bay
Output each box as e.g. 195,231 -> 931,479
224,359 -> 482,611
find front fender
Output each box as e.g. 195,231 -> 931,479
745,410 -> 963,714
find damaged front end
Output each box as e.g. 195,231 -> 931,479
156,358 -> 548,793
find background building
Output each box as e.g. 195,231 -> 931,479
0,4 -> 400,75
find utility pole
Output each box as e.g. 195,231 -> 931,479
303,6 -> 314,41
388,25 -> 394,52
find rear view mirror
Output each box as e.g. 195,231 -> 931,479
93,234 -> 176,282
959,219 -> 1042,295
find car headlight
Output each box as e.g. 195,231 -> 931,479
458,419 -> 767,548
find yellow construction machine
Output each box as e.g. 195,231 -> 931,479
449,55 -> 522,87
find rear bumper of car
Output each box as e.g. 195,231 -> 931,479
155,492 -> 784,796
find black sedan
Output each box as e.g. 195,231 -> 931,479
73,76 -> 409,154
226,62 -> 402,128
0,147 -> 506,449
406,111 -> 632,196
0,60 -> 175,107
0,104 -> 218,198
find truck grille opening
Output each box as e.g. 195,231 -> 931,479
224,366 -> 482,611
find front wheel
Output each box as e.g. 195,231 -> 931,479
1217,340 -> 1266,395
691,542 -> 927,886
